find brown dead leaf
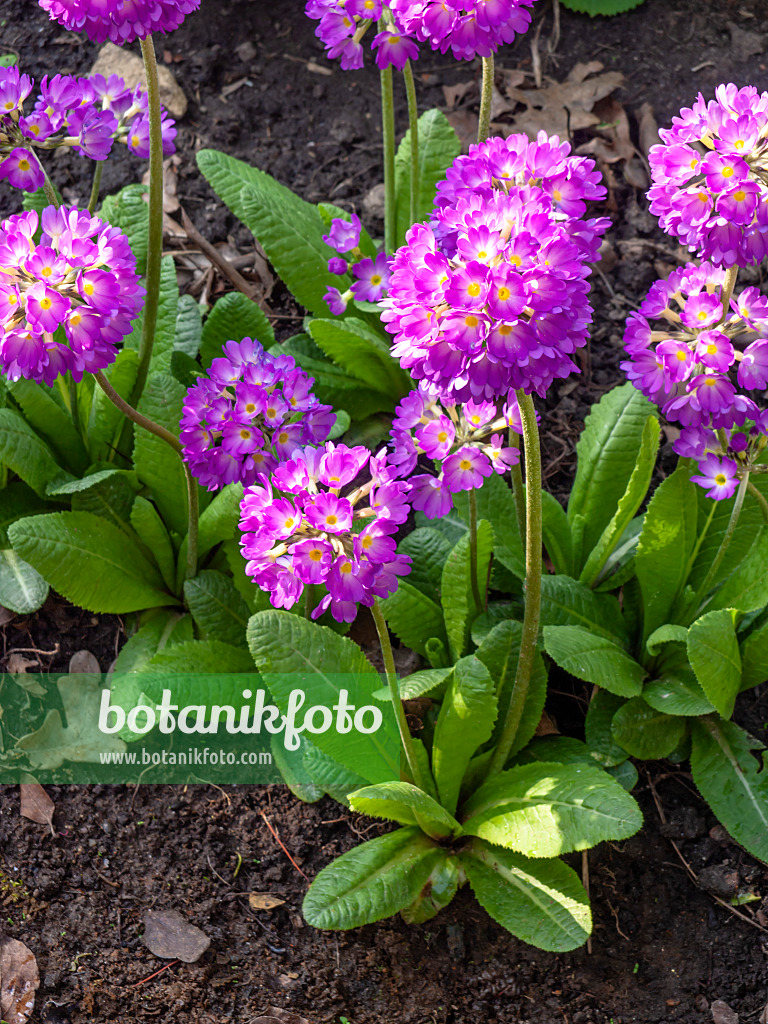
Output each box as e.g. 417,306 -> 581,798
19,781 -> 55,836
637,102 -> 661,158
261,1010 -> 311,1024
0,937 -> 39,1024
142,910 -> 211,963
0,605 -> 15,626
68,649 -> 101,678
576,97 -> 648,190
497,61 -> 623,140
248,893 -> 286,911
445,109 -> 478,151
442,80 -> 475,110
711,1000 -> 739,1024
535,710 -> 559,736
6,653 -> 39,674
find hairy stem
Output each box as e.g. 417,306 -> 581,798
718,265 -> 739,322
87,160 -> 104,215
748,481 -> 768,524
689,471 -> 750,620
94,370 -> 199,582
468,487 -> 484,611
402,59 -> 419,231
380,63 -> 396,253
132,34 -> 164,406
485,391 -> 542,779
509,430 -> 526,553
372,599 -> 425,791
41,169 -> 60,209
477,54 -> 495,143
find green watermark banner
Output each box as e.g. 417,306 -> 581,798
0,671 -> 400,785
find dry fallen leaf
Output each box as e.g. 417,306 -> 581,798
19,781 -> 55,836
258,1010 -> 311,1024
444,109 -> 479,151
711,999 -> 739,1024
248,893 -> 286,911
0,936 -> 39,1024
576,97 -> 648,190
442,80 -> 475,110
142,910 -> 211,963
68,649 -> 101,678
6,653 -> 39,675
637,102 -> 661,158
535,710 -> 559,737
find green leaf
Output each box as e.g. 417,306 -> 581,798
198,148 -> 351,317
476,619 -> 547,759
143,639 -> 254,675
646,623 -> 689,657
247,609 -> 399,784
130,497 -> 176,592
0,408 -> 66,496
303,743 -> 370,804
133,372 -> 189,537
643,672 -> 715,717
542,625 -> 645,698
69,471 -> 139,541
308,318 -> 411,399
184,570 -> 250,648
100,183 -> 149,275
461,761 -> 642,856
379,580 -> 447,659
176,482 -> 244,578
518,736 -> 596,767
579,415 -> 659,588
635,466 -> 698,639
585,690 -> 628,768
462,840 -> 591,952
200,290 -> 275,368
123,256 -> 178,375
394,108 -> 461,246
455,473 -> 524,578
611,697 -> 686,759
397,527 -> 451,599
23,181 -> 62,216
594,517 -> 644,592
559,0 -> 644,15
269,735 -> 324,804
401,854 -> 461,924
373,667 -> 453,702
541,490 -> 573,576
432,655 -> 497,814
0,481 -> 54,546
539,575 -> 629,646
567,385 -> 656,569
687,608 -> 741,718
349,781 -> 460,838
8,511 -> 175,614
302,827 -> 445,929
112,611 -> 192,674
741,618 -> 768,691
0,548 -> 49,614
441,519 -> 493,660
688,482 -> 767,594
705,528 -> 768,615
174,293 -> 203,358
6,378 -> 89,475
86,348 -> 139,462
690,718 -> 768,863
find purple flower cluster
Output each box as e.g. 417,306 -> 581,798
621,261 -> 768,498
0,66 -> 176,193
389,388 -> 521,517
381,133 -> 608,403
322,214 -> 392,314
180,338 -> 336,491
0,206 -> 143,385
38,0 -> 199,44
239,443 -> 412,622
648,84 -> 768,268
390,0 -> 536,61
305,1 -> 418,71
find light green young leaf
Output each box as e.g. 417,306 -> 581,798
646,623 -> 689,657
541,490 -> 573,577
542,625 -> 645,698
454,473 -> 524,578
86,348 -> 139,462
349,781 -> 461,837
133,372 -> 189,537
308,318 -> 411,399
432,655 -> 497,814
441,519 -> 493,660
401,854 -> 461,925
0,408 -> 66,496
0,481 -> 57,546
397,527 -> 451,599
705,528 -> 768,615
741,618 -> 768,691
393,108 -> 461,246
6,378 -> 89,475
8,511 -> 174,614
100,183 -> 149,274
302,827 -> 445,930
303,743 -> 371,805
540,574 -> 629,646
379,580 -> 447,659
585,690 -> 628,767
687,608 -> 741,718
200,290 -> 275,368
687,481 -> 767,594
690,718 -> 768,863
611,696 -> 686,759
643,671 -> 715,717
174,293 -> 203,358
461,761 -> 642,856
462,840 -> 591,952
131,496 -> 176,592
123,256 -> 178,373
0,548 -> 49,614
184,570 -> 250,648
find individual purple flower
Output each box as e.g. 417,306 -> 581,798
323,214 -> 361,254
0,149 -> 45,191
37,0 -> 200,45
180,337 -> 335,491
381,134 -> 607,402
372,25 -> 419,69
351,253 -> 392,302
65,104 -> 118,160
323,285 -> 350,316
648,84 -> 768,267
239,443 -> 412,623
690,454 -> 740,500
328,256 -> 348,276
0,206 -> 142,385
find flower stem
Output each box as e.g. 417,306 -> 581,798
689,470 -> 749,620
468,487 -> 484,611
719,265 -> 739,321
372,599 -> 425,791
748,481 -> 768,524
402,58 -> 419,230
41,169 -> 60,209
509,429 -> 526,552
485,391 -> 542,779
380,63 -> 396,253
477,54 -> 495,144
94,370 -> 199,582
87,160 -> 104,215
132,34 -> 164,407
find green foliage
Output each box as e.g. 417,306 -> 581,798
441,520 -> 493,660
611,697 -> 686,760
184,570 -> 251,647
687,608 -> 741,718
133,372 -> 189,537
393,108 -> 461,246
559,0 -> 645,15
349,781 -> 461,838
308,317 -> 411,401
200,290 -> 275,368
0,548 -> 49,614
379,580 -> 447,659
543,625 -> 645,698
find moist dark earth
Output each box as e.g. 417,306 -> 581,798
2,0 -> 768,1021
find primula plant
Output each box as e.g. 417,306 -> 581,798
1,0 -> 767,959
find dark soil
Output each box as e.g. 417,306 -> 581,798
2,0 -> 768,1021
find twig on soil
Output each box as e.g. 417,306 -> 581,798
5,643 -> 60,658
259,811 -> 308,880
93,869 -> 120,889
130,960 -> 180,988
206,853 -> 231,887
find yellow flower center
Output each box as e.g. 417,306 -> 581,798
240,429 -> 251,440
310,548 -> 323,561
40,297 -> 52,310
697,311 -> 707,320
715,473 -> 727,485
371,274 -> 382,285
704,378 -> 717,387
284,517 -> 294,529
553,189 -> 562,201
722,166 -> 734,178
41,266 -> 52,277
509,255 -> 522,267
131,135 -> 140,148
459,459 -> 472,470
245,402 -> 256,414
676,350 -> 687,361
326,514 -> 338,526
497,286 -> 510,301
18,159 -> 30,171
83,281 -> 94,295
467,282 -> 481,297
340,561 -> 352,573
697,191 -> 709,203
437,431 -> 448,442
464,315 -> 478,328
706,344 -> 717,355
278,431 -> 289,443
733,190 -> 746,202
